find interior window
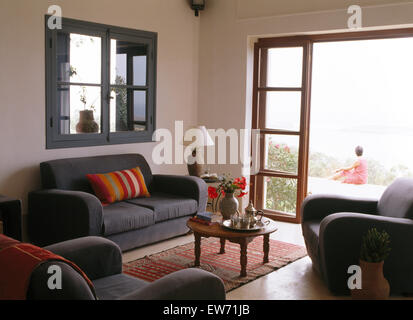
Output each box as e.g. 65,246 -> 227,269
45,16 -> 157,149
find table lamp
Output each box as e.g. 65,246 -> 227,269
184,126 -> 214,177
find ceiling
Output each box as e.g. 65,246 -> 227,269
236,0 -> 413,19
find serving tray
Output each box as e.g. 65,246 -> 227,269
221,218 -> 270,232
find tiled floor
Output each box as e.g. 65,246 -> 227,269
122,220 -> 409,300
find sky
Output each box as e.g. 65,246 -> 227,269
311,38 -> 413,170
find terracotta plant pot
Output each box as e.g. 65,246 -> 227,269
220,192 -> 239,220
351,260 -> 390,300
76,110 -> 99,133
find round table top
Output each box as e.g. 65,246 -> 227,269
187,217 -> 277,239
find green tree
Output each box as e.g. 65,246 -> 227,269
112,75 -> 128,131
265,143 -> 298,213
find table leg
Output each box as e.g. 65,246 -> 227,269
195,233 -> 201,267
220,238 -> 226,254
240,239 -> 248,277
263,234 -> 270,263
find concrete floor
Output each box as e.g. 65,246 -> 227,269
122,220 -> 343,300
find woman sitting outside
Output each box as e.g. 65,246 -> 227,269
330,146 -> 368,185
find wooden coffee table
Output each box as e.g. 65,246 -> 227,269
186,217 -> 277,277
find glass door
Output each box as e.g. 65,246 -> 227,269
251,39 -> 312,223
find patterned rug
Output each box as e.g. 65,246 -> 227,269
123,237 -> 307,292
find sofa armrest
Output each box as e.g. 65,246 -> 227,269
301,194 -> 378,223
44,236 -> 122,280
120,268 -> 226,300
28,189 -> 103,246
319,212 -> 413,294
0,195 -> 22,240
152,175 -> 208,213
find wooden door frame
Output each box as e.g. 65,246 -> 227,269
250,37 -> 312,224
250,28 -> 413,224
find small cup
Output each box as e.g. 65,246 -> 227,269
231,215 -> 240,228
239,215 -> 251,229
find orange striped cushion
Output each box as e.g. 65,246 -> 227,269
86,167 -> 150,204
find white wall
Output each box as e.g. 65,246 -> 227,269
0,0 -> 200,226
198,0 -> 413,192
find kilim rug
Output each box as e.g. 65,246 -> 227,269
123,237 -> 307,292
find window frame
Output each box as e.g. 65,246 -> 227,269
45,16 -> 157,149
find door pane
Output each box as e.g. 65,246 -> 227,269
133,90 -> 147,131
110,39 -> 148,86
112,52 -> 127,85
264,91 -> 302,131
57,85 -> 101,134
267,47 -> 303,88
264,135 -> 299,174
109,88 -> 147,132
57,32 -> 101,84
264,176 -> 297,215
110,87 -> 127,132
133,56 -> 147,86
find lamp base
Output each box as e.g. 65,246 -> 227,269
187,162 -> 204,177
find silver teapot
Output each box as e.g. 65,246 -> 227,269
245,201 -> 264,228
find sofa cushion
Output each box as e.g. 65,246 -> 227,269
126,192 -> 198,223
102,202 -> 154,236
92,274 -> 148,300
40,154 -> 153,194
87,167 -> 150,204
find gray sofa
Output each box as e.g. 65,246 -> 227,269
28,154 -> 207,251
301,178 -> 413,295
23,236 -> 225,300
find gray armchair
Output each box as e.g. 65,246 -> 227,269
301,178 -> 413,295
26,236 -> 226,300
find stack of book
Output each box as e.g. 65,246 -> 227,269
189,212 -> 213,226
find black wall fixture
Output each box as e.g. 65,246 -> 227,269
191,0 -> 205,17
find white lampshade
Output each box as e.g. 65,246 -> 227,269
183,125 -> 214,148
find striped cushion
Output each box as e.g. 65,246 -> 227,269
86,167 -> 150,204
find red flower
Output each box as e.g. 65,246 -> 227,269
284,146 -> 290,153
275,144 -> 280,149
208,186 -> 218,199
234,177 -> 247,190
237,191 -> 248,198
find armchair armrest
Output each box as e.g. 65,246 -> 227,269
0,195 -> 22,240
44,236 -> 122,280
319,212 -> 413,294
301,194 -> 378,223
27,261 -> 95,300
152,175 -> 208,213
28,189 -> 103,246
121,268 -> 226,300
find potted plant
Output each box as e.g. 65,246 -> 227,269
76,86 -> 99,133
208,175 -> 248,220
351,228 -> 391,300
